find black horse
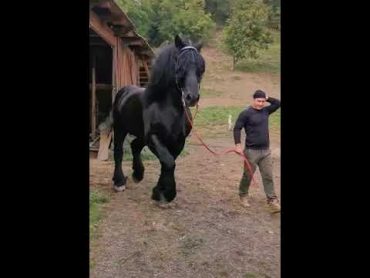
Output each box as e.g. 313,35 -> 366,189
111,35 -> 205,204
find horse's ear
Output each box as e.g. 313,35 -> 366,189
175,35 -> 185,49
194,41 -> 203,52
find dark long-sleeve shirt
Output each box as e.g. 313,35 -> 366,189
233,97 -> 280,149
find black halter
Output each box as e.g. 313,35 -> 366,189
175,45 -> 200,99
178,45 -> 198,54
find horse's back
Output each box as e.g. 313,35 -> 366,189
113,85 -> 144,108
113,85 -> 145,138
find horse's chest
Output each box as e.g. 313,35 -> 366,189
164,112 -> 186,137
148,109 -> 186,139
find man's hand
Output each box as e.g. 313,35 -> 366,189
235,143 -> 243,154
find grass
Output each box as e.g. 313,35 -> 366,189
192,106 -> 243,127
90,190 -> 110,270
90,189 -> 109,237
235,30 -> 280,74
269,109 -> 280,132
189,106 -> 280,138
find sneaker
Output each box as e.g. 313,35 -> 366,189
240,195 -> 251,208
268,198 -> 281,213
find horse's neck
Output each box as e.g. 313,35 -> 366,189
144,85 -> 183,110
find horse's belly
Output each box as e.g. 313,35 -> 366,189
120,93 -> 144,137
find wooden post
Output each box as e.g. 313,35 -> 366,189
137,58 -> 141,86
91,53 -> 97,138
143,60 -> 149,77
112,45 -> 116,103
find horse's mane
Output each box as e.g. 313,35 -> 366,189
147,44 -> 178,92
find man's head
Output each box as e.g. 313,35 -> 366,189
252,90 -> 267,110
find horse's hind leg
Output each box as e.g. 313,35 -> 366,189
112,126 -> 128,191
131,138 -> 145,183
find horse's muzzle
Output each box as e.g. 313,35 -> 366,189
185,93 -> 200,107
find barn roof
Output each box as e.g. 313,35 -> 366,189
90,0 -> 154,59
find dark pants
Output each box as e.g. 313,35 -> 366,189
239,148 -> 277,199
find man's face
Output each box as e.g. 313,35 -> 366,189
253,97 -> 266,110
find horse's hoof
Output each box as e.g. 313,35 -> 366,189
156,201 -> 171,209
132,172 -> 143,183
154,192 -> 175,208
113,185 -> 126,192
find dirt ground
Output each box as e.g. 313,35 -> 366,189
90,45 -> 280,278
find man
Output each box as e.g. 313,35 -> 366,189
233,90 -> 281,212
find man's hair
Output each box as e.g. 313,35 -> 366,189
253,90 -> 266,99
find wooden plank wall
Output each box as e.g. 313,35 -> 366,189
115,39 -> 138,89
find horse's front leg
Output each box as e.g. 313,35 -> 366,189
147,134 -> 176,203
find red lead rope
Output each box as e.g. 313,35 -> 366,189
183,99 -> 257,188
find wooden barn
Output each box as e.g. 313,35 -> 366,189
89,0 -> 154,159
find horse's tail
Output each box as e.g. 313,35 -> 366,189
102,87 -> 130,134
112,87 -> 126,108
97,89 -> 123,135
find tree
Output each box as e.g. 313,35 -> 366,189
154,0 -> 215,46
263,0 -> 280,30
222,0 -> 273,70
117,0 -> 215,47
204,0 -> 232,26
116,0 -> 153,37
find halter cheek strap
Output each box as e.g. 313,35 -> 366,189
176,45 -> 200,107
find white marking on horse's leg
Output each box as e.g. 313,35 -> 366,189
113,185 -> 126,192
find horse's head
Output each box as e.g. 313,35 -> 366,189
174,35 -> 205,107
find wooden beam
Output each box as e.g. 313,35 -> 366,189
91,6 -> 111,21
112,44 -> 116,103
89,11 -> 116,47
89,83 -> 113,91
109,0 -> 134,27
125,41 -> 143,47
92,0 -> 133,28
123,30 -> 135,37
143,60 -> 150,77
92,0 -> 112,12
90,42 -> 109,47
137,52 -> 152,59
90,35 -> 111,47
121,37 -> 142,44
129,45 -> 146,51
112,25 -> 133,36
91,54 -> 97,138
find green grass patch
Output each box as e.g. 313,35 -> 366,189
192,106 -> 243,127
90,190 -> 109,237
200,87 -> 224,97
269,109 -> 280,131
190,106 -> 280,138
